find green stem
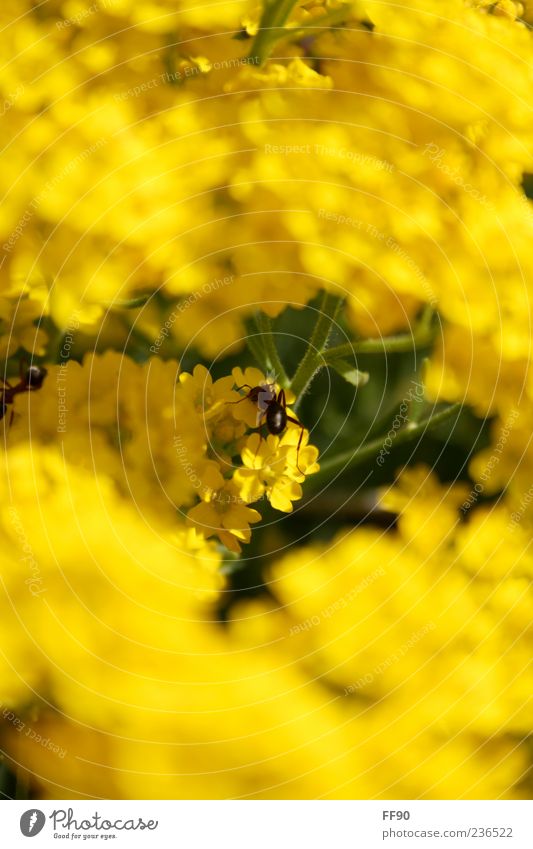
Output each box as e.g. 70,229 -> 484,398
99,294 -> 151,309
418,302 -> 435,333
49,326 -> 68,364
254,312 -> 289,386
406,362 -> 427,426
290,291 -> 343,403
312,403 -> 461,482
335,306 -> 437,359
250,1 -> 355,66
280,5 -> 355,43
246,332 -> 269,371
324,325 -> 436,360
250,0 -> 300,65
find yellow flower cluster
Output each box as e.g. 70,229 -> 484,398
5,355 -> 318,552
0,2 -> 528,338
0,463 -> 529,799
182,364 -> 319,550
0,0 -> 532,802
1,0 -> 532,500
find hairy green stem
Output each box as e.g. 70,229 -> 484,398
249,0 -> 300,65
324,327 -> 436,361
254,312 -> 289,386
246,332 -> 270,371
250,0 -> 355,65
290,291 -> 343,404
280,5 -> 356,43
312,403 -> 461,482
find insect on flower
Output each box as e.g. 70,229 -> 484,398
230,379 -> 307,475
1,362 -> 48,426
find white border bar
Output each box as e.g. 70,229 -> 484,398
1,800 -> 532,848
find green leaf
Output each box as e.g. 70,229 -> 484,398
329,358 -> 369,387
115,295 -> 151,309
100,294 -> 152,309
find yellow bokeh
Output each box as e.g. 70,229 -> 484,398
0,0 -> 532,801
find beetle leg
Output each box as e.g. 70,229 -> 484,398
285,414 -> 302,428
226,384 -> 254,405
285,415 -> 306,476
250,408 -> 270,459
227,396 -> 250,406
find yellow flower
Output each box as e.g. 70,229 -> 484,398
5,352 -> 319,551
268,470 -> 531,797
187,481 -> 261,553
235,429 -> 318,512
176,364 -> 319,540
229,366 -> 288,429
225,57 -> 333,92
0,295 -> 47,359
178,363 -> 235,417
280,424 -> 320,480
381,465 -> 470,556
